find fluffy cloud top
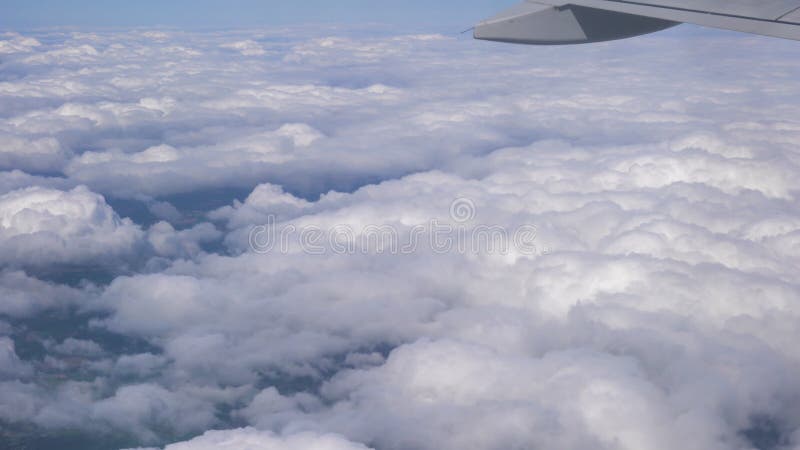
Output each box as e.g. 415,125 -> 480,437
162,428 -> 371,450
0,32 -> 41,54
0,185 -> 144,267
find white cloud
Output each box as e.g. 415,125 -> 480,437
108,353 -> 169,379
23,44 -> 100,65
264,340 -> 713,450
0,185 -> 144,267
90,161 -> 800,448
0,133 -> 68,173
209,183 -> 312,228
147,222 -> 221,259
0,32 -> 41,54
88,384 -> 219,443
0,270 -> 88,317
220,40 -> 267,56
163,428 -> 372,450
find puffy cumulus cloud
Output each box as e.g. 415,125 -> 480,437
0,134 -> 69,173
0,185 -> 220,272
146,222 -> 221,260
92,156 -> 800,448
0,337 -> 33,379
209,183 -> 312,227
104,353 -> 170,380
161,428 -> 371,450
1,26 -> 800,450
244,341 -> 702,450
220,40 -> 268,56
0,32 -> 41,54
0,185 -> 145,268
87,384 -> 219,443
0,270 -> 89,317
0,381 -> 224,445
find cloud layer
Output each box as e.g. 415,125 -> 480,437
1,26 -> 800,450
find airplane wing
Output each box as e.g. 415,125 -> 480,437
474,0 -> 800,44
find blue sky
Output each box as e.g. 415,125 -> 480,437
0,0 -> 520,30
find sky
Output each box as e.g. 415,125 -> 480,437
2,5 -> 800,450
0,0 -> 519,30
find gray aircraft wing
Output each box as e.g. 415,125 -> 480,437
474,0 -> 800,44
